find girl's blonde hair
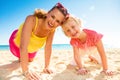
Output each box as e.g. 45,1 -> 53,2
61,15 -> 81,28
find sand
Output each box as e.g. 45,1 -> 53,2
0,48 -> 120,80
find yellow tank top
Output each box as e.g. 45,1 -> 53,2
14,17 -> 47,53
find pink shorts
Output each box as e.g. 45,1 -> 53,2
9,30 -> 37,58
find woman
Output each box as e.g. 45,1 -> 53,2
9,2 -> 68,80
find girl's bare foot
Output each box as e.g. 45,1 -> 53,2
89,55 -> 99,64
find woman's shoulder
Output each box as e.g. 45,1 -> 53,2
23,15 -> 37,30
26,15 -> 36,20
24,15 -> 37,25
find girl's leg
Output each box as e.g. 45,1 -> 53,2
87,47 -> 101,64
89,55 -> 100,64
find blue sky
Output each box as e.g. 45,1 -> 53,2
0,0 -> 120,47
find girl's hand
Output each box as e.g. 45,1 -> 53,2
43,68 -> 53,74
23,70 -> 40,80
77,68 -> 88,75
101,70 -> 114,76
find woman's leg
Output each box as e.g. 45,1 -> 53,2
28,52 -> 37,62
29,58 -> 34,62
9,30 -> 20,58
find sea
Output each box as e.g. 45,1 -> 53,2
0,44 -> 72,51
0,44 -> 119,51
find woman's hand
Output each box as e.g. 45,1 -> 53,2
77,68 -> 88,75
43,68 -> 54,74
23,70 -> 40,80
101,69 -> 114,76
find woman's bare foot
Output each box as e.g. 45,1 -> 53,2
29,58 -> 34,62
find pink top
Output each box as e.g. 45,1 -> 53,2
70,29 -> 103,49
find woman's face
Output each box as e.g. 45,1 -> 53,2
62,20 -> 81,38
45,8 -> 65,30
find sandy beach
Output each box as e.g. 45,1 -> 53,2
0,48 -> 120,80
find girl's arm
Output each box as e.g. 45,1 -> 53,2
73,46 -> 83,69
96,40 -> 114,76
96,40 -> 108,70
73,46 -> 88,75
44,31 -> 55,73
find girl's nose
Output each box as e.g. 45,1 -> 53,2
71,29 -> 75,34
71,29 -> 76,36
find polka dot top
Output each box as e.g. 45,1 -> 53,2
70,29 -> 103,49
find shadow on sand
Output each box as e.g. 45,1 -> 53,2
0,60 -> 21,80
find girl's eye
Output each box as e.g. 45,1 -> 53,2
72,26 -> 75,29
67,29 -> 70,32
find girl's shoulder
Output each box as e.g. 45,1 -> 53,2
83,28 -> 103,43
83,28 -> 97,34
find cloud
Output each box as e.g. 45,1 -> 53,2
89,5 -> 95,11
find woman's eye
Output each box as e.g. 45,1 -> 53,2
56,20 -> 60,24
51,15 -> 55,19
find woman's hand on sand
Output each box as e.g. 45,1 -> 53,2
23,70 -> 40,80
77,68 -> 88,75
101,69 -> 114,76
43,68 -> 54,74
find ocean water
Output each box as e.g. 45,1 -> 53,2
0,44 -> 72,51
0,45 -> 10,50
0,44 -> 119,51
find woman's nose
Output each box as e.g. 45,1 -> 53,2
51,19 -> 55,25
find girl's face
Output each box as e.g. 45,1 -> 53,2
63,20 -> 81,38
45,8 -> 65,30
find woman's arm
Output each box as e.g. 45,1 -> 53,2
20,15 -> 36,73
44,31 -> 55,73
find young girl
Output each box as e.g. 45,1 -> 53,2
61,15 -> 113,76
9,2 -> 68,80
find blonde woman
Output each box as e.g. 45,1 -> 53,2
9,2 -> 69,80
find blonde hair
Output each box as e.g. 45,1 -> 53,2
34,9 -> 47,18
62,15 -> 81,28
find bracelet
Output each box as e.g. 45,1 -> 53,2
23,70 -> 29,76
102,69 -> 108,72
78,68 -> 85,71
